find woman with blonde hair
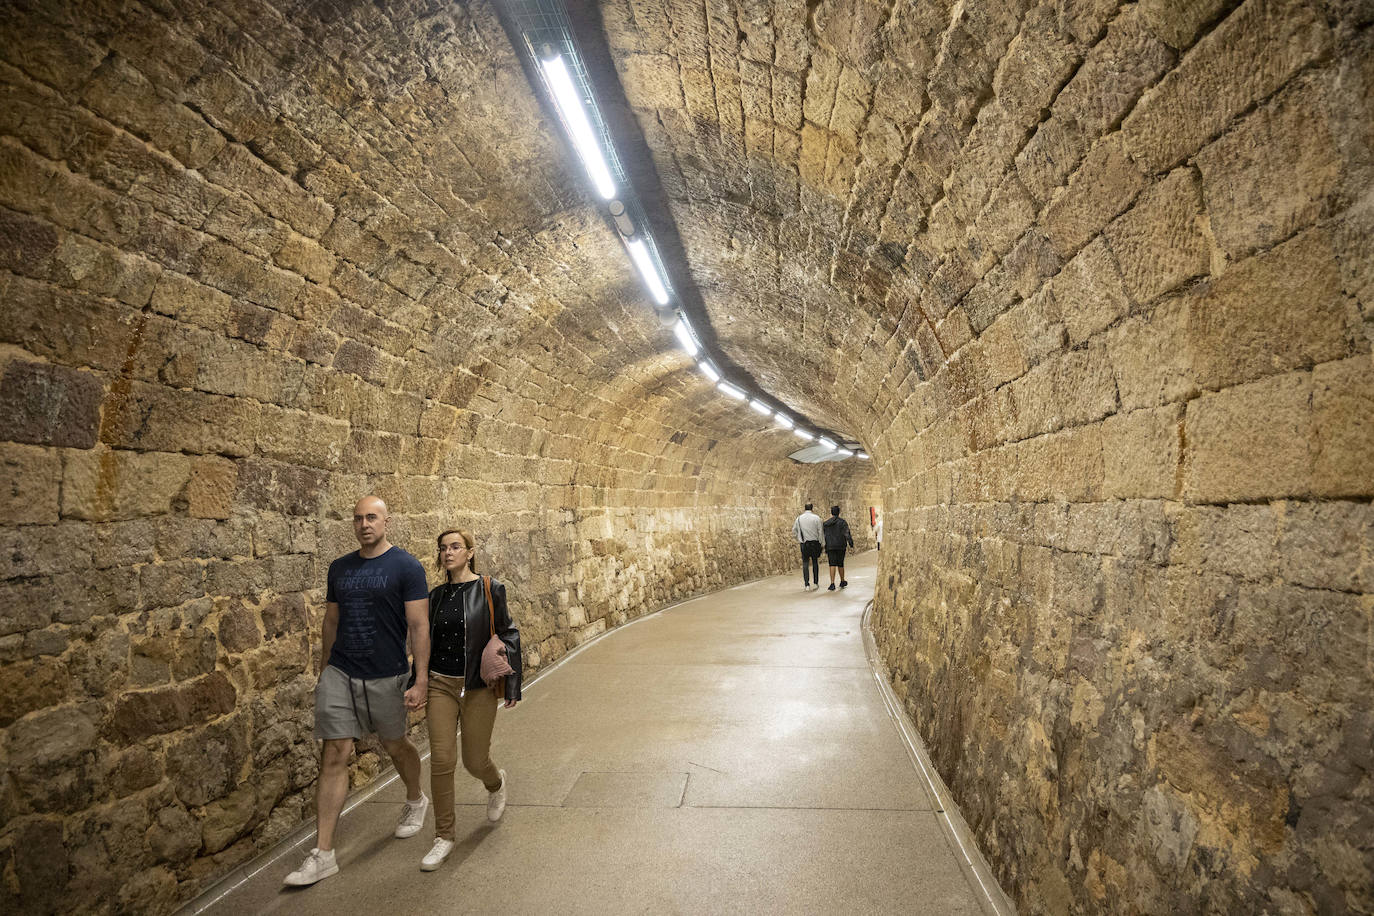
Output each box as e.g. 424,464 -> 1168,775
419,528 -> 522,871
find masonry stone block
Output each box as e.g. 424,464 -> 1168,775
1100,405 -> 1181,500
62,448 -> 193,522
1121,0 -> 1331,171
1105,168 -> 1211,306
1185,229 -> 1359,391
1197,74 -> 1343,259
1,442 -> 61,525
1044,135 -> 1147,259
1184,371 -> 1313,502
1312,356 -> 1374,498
0,359 -> 104,449
1050,238 -> 1130,346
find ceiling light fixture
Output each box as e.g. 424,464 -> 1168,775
626,238 -> 669,305
608,199 -> 636,236
718,381 -> 747,400
856,452 -> 870,460
526,34 -> 862,467
539,54 -> 616,200
673,318 -> 699,356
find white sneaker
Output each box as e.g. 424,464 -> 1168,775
283,848 -> 338,886
395,794 -> 429,838
487,770 -> 508,822
420,838 -> 456,871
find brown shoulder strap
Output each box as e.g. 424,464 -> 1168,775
484,575 -> 495,637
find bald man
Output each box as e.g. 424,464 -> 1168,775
285,496 -> 431,887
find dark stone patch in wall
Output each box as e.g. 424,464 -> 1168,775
235,458 -> 329,516
0,360 -> 104,448
2,816 -> 69,915
108,671 -> 236,744
0,207 -> 59,272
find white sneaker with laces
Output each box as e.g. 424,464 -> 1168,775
395,793 -> 429,838
420,838 -> 456,871
283,848 -> 338,886
487,769 -> 508,823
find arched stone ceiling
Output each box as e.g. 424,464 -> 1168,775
0,2 -> 883,911
2,0 -> 1371,913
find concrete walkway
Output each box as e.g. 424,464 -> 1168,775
192,552 -> 991,914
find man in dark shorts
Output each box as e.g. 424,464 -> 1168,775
285,496 -> 431,887
822,505 -> 854,591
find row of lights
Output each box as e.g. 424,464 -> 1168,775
537,50 -> 868,462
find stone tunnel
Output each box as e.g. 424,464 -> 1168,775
0,0 -> 1370,912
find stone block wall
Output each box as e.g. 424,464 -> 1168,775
604,0 -> 1374,911
4,0 -> 1370,911
0,2 -> 877,912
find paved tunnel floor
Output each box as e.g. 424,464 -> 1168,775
193,552 -> 987,915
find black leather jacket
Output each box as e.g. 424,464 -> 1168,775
426,576 -> 522,702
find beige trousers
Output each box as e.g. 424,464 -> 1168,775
427,673 -> 502,840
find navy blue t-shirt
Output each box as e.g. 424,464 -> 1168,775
325,546 -> 429,678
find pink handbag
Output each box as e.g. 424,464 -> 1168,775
479,576 -> 514,692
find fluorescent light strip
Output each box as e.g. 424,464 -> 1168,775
673,318 -> 699,356
838,449 -> 854,457
539,55 -> 616,200
626,238 -> 669,305
818,437 -> 837,451
717,381 -> 747,400
539,57 -> 830,463
856,452 -> 870,460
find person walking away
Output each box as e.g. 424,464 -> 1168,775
285,496 -> 431,887
875,514 -> 883,552
792,503 -> 824,590
823,505 -> 854,590
421,528 -> 523,871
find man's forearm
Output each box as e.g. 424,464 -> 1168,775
409,624 -> 430,679
320,622 -> 336,671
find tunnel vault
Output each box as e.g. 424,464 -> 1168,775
1,0 -> 1372,913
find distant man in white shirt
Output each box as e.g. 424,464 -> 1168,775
792,503 -> 824,591
875,514 -> 883,552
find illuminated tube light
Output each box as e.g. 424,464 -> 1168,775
773,412 -> 795,429
838,449 -> 854,457
626,238 -> 670,305
856,452 -> 870,460
673,318 -> 699,356
818,437 -> 838,451
748,399 -> 772,416
539,54 -> 616,199
793,428 -> 815,441
718,381 -> 747,400
697,361 -> 721,382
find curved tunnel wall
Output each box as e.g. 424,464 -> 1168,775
599,0 -> 1374,912
0,0 -> 1371,914
0,3 -> 877,912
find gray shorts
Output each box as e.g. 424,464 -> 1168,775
314,665 -> 409,742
